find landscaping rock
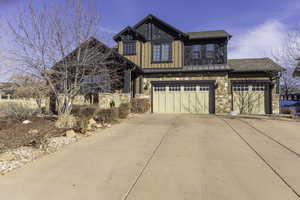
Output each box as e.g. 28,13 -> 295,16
89,118 -> 97,125
65,130 -> 76,138
11,147 -> 43,162
43,137 -> 77,153
0,147 -> 43,174
84,131 -> 94,136
96,123 -> 103,128
28,129 -> 39,134
22,120 -> 32,124
0,153 -> 16,161
86,124 -> 93,131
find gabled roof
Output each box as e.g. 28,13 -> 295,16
52,37 -> 142,73
113,14 -> 233,42
132,14 -> 188,38
228,58 -> 283,72
113,26 -> 146,42
186,30 -> 232,40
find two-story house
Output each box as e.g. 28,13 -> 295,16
113,14 -> 282,115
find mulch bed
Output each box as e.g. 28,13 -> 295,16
0,116 -> 66,153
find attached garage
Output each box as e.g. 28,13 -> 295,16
151,81 -> 216,114
231,81 -> 272,115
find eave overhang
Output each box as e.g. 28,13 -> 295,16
113,26 -> 146,42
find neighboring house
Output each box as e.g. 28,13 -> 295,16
49,38 -> 142,112
0,82 -> 17,99
293,58 -> 300,77
113,14 -> 282,114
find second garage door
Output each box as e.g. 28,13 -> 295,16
232,84 -> 265,114
153,84 -> 210,114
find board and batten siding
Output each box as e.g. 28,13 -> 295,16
118,40 -> 183,68
118,41 -> 142,66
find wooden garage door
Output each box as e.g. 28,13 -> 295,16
153,84 -> 210,113
233,84 -> 265,114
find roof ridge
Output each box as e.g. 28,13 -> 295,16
228,57 -> 271,60
186,30 -> 227,33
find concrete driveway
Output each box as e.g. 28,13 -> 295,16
1,114 -> 300,200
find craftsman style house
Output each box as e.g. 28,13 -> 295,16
113,14 -> 282,115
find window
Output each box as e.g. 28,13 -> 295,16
206,44 -> 215,58
252,84 -> 265,91
233,85 -> 249,92
83,75 -> 101,84
184,85 -> 197,91
154,85 -> 166,92
192,45 -> 201,59
199,86 -> 210,91
152,42 -> 172,62
169,85 -> 181,92
82,73 -> 111,93
123,41 -> 136,56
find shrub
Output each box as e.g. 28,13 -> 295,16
71,105 -> 98,118
74,118 -> 90,133
55,114 -> 77,129
119,103 -> 131,119
94,108 -> 119,124
131,98 -> 150,113
280,107 -> 292,115
2,102 -> 40,121
280,107 -> 298,115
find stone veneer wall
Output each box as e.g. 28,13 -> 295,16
272,85 -> 280,114
142,73 -> 232,114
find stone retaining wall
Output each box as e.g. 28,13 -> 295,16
98,93 -> 131,109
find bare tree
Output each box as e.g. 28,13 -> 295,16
233,84 -> 265,114
7,0 -> 124,115
272,27 -> 300,97
10,74 -> 50,111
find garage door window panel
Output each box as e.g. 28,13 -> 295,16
154,85 -> 166,92
199,86 -> 210,91
169,85 -> 181,92
184,85 -> 197,91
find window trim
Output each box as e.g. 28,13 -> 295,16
123,41 -> 137,56
192,45 -> 202,60
205,44 -> 216,59
151,41 -> 173,63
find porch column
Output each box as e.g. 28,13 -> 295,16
123,69 -> 131,94
265,83 -> 272,114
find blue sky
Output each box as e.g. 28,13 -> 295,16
1,0 -> 300,59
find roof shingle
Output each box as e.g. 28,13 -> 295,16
228,58 -> 283,72
186,30 -> 232,40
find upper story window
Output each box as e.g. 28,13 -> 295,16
206,44 -> 215,58
192,45 -> 202,59
152,42 -> 172,63
123,41 -> 136,56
